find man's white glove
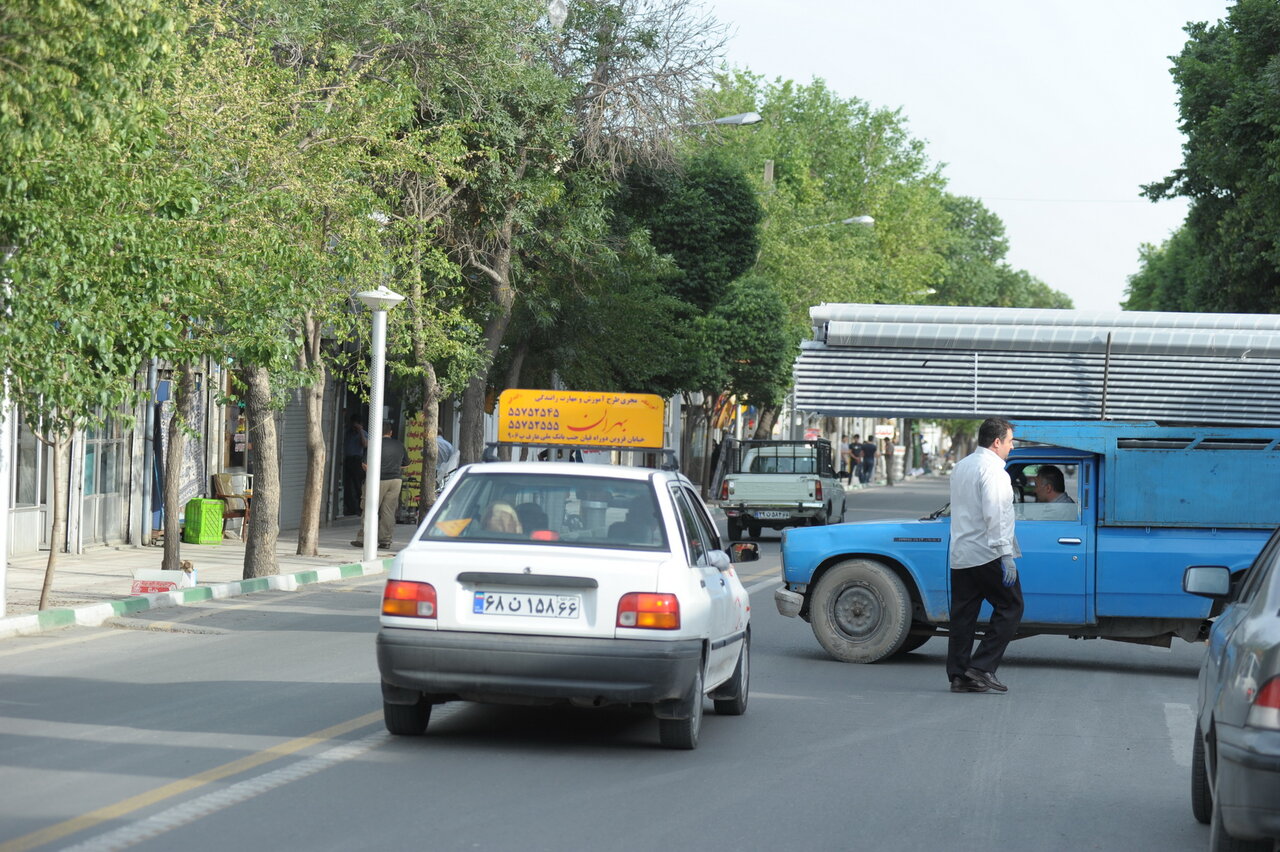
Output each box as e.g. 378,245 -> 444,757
1000,555 -> 1018,587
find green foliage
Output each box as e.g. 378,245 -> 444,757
1140,0 -> 1280,312
708,274 -> 792,409
633,154 -> 763,312
0,0 -> 181,157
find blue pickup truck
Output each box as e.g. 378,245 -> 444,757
774,421 -> 1280,663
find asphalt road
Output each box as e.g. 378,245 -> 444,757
0,477 -> 1211,852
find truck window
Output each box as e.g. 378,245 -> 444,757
1010,462 -> 1081,522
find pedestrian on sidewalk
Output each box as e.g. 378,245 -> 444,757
352,423 -> 409,550
342,416 -> 368,516
883,437 -> 895,486
946,417 -> 1023,694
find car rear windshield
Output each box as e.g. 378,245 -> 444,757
425,471 -> 669,550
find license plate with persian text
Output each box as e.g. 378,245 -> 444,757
473,591 -> 581,618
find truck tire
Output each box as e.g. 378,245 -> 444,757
747,522 -> 761,540
727,517 -> 743,541
811,559 -> 911,663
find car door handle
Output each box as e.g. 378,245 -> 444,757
1058,537 -> 1082,545
719,577 -> 726,586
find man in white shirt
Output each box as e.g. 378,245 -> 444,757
947,418 -> 1024,694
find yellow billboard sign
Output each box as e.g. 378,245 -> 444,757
497,390 -> 666,448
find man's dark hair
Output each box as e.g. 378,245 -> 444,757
977,418 -> 1013,448
382,423 -> 395,437
1037,464 -> 1065,494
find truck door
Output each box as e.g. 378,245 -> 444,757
1002,460 -> 1092,623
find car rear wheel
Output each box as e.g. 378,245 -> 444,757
384,693 -> 432,736
811,559 -> 911,663
713,632 -> 750,716
658,668 -> 704,750
1192,723 -> 1211,825
1210,769 -> 1271,851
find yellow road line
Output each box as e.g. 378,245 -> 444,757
0,711 -> 382,852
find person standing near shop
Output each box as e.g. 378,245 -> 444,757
946,417 -> 1023,694
860,436 -> 877,484
883,437 -> 895,487
342,417 -> 367,516
352,423 -> 409,550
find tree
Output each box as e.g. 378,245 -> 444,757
1,1 -> 184,606
1141,0 -> 1280,313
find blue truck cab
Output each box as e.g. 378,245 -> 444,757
774,421 -> 1279,663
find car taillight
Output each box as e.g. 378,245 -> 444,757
1246,676 -> 1280,729
382,580 -> 437,618
719,480 -> 731,500
617,593 -> 680,629
814,480 -> 823,500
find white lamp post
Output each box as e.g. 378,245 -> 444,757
355,285 -> 405,562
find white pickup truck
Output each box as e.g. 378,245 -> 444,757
716,439 -> 846,540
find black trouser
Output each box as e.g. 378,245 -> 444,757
946,558 -> 1024,680
342,456 -> 364,515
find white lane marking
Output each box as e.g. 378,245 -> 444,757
58,732 -> 388,852
747,578 -> 780,595
59,703 -> 462,852
1164,702 -> 1195,768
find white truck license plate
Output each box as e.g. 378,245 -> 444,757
473,591 -> 581,618
755,510 -> 789,520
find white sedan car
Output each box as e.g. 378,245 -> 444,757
376,462 -> 756,749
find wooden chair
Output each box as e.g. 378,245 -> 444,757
212,473 -> 250,540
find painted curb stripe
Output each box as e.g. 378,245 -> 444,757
0,558 -> 390,640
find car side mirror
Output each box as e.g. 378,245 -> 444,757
1183,565 -> 1231,599
728,542 -> 759,564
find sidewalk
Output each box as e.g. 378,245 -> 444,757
1,516 -> 404,639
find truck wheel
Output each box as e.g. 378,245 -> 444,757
727,518 -> 743,541
1191,723 -> 1211,825
811,559 -> 911,663
747,523 -> 761,540
895,628 -> 934,655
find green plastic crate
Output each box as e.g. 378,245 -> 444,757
182,498 -> 223,545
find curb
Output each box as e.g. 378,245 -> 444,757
0,558 -> 391,640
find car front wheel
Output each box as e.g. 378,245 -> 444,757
811,559 -> 911,663
713,632 -> 749,716
1192,722 -> 1211,825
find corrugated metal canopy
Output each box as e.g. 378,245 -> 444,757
795,304 -> 1280,425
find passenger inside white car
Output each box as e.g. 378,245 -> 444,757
427,471 -> 669,549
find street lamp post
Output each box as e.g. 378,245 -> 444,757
355,285 -> 405,562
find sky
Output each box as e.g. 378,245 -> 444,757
702,0 -> 1234,312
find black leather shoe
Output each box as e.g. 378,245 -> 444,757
950,676 -> 990,693
377,542 -> 393,549
350,540 -> 363,547
965,668 -> 1008,693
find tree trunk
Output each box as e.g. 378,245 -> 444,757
38,430 -> 71,610
458,221 -> 516,464
162,362 -> 196,571
296,312 -> 327,556
241,364 -> 280,578
416,368 -> 441,524
754,407 -> 778,439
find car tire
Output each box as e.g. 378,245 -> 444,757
712,631 -> 750,716
727,518 -> 743,541
811,559 -> 911,663
384,693 -> 432,736
1210,765 -> 1272,851
658,667 -> 704,750
1192,722 -> 1211,825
